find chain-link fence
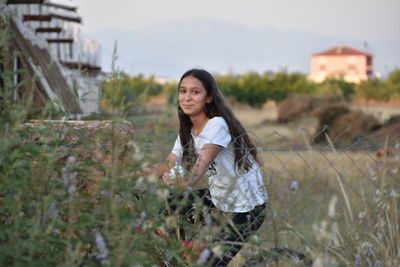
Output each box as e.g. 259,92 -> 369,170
255,127 -> 398,266
145,123 -> 400,266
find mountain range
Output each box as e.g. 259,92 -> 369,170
83,18 -> 400,79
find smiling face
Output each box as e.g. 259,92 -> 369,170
179,75 -> 212,118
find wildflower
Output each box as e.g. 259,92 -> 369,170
142,221 -> 154,230
268,210 -> 277,219
45,201 -> 58,218
100,190 -> 111,197
134,177 -> 145,188
94,230 -> 109,264
61,167 -> 69,188
61,167 -> 77,193
156,188 -> 169,199
140,161 -> 149,169
68,185 -> 77,194
61,156 -> 78,194
373,260 -> 381,267
375,189 -> 380,196
147,174 -> 158,184
196,248 -> 212,264
53,229 -> 61,235
211,245 -> 223,257
354,255 -> 362,265
290,180 -> 299,193
358,211 -> 366,220
139,211 -> 146,221
127,141 -> 143,161
248,234 -> 260,243
360,241 -> 375,258
133,211 -> 147,228
66,156 -> 76,167
390,190 -> 399,198
376,231 -> 384,242
115,193 -> 126,202
328,195 -> 338,218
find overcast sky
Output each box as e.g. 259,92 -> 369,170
52,0 -> 400,77
61,0 -> 399,41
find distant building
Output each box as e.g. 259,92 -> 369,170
1,0 -> 103,117
309,45 -> 373,84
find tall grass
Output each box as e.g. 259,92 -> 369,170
0,26 -> 183,265
225,106 -> 399,266
0,117 -> 186,265
255,148 -> 399,266
1,18 -> 399,266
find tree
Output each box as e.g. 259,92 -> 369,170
355,78 -> 389,101
101,73 -> 162,115
385,69 -> 400,97
315,79 -> 355,100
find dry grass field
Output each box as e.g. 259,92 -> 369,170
221,103 -> 399,266
352,105 -> 400,123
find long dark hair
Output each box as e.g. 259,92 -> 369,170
178,68 -> 258,172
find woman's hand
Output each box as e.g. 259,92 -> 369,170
162,144 -> 221,188
162,171 -> 190,188
161,172 -> 174,186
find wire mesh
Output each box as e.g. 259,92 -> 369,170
142,122 -> 400,265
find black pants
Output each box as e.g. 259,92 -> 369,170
166,189 -> 266,266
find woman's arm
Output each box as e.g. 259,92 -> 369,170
163,144 -> 222,187
160,153 -> 177,184
184,144 -> 222,186
166,153 -> 177,168
138,153 -> 177,178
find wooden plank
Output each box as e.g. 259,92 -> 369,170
35,27 -> 62,33
24,14 -> 81,24
42,2 -> 77,12
7,0 -> 44,4
50,13 -> 81,23
47,38 -> 74,43
61,61 -> 101,72
23,15 -> 51,22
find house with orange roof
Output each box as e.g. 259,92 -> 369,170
309,45 -> 373,84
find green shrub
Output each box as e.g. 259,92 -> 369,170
101,73 -> 163,115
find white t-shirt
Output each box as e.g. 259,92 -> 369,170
172,116 -> 268,212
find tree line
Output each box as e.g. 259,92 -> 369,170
101,69 -> 400,110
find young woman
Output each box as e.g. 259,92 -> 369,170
162,69 -> 268,266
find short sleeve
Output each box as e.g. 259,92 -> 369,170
171,135 -> 183,157
200,117 -> 231,148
